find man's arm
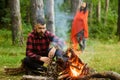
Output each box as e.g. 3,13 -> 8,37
48,31 -> 67,51
53,37 -> 66,50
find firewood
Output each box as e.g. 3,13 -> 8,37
58,73 -> 69,80
87,71 -> 120,80
74,71 -> 120,80
22,75 -> 54,80
4,66 -> 25,75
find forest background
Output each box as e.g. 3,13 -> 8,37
0,0 -> 120,79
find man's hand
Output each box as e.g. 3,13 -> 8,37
40,57 -> 51,64
48,47 -> 56,58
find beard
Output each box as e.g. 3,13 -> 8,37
39,32 -> 44,37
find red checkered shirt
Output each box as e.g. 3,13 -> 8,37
26,30 -> 65,60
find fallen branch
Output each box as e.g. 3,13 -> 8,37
77,71 -> 120,80
89,71 -> 120,80
58,73 -> 69,80
22,75 -> 54,80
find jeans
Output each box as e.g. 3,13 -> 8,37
76,30 -> 86,51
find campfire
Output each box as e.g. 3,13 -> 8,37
57,48 -> 89,80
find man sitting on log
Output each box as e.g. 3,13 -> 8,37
23,17 -> 68,75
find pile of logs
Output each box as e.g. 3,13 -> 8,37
57,48 -> 90,79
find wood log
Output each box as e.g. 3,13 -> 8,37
88,71 -> 120,80
77,71 -> 120,80
58,74 -> 69,80
22,75 -> 54,80
4,66 -> 25,75
58,71 -> 120,80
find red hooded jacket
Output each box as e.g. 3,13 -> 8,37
71,10 -> 88,48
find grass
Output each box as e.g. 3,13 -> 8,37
80,39 -> 120,73
0,29 -> 120,80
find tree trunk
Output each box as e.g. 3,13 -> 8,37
104,0 -> 109,25
10,0 -> 23,46
30,0 -> 44,28
46,0 -> 55,34
117,0 -> 120,41
97,0 -> 101,23
71,0 -> 82,15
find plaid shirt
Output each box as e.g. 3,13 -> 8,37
26,30 -> 65,60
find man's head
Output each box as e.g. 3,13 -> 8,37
34,18 -> 46,36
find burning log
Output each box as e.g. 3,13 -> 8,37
57,48 -> 90,80
58,73 -> 69,80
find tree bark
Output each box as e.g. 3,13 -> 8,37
97,0 -> 101,23
30,0 -> 44,28
104,0 -> 109,25
10,0 -> 23,45
46,0 -> 55,34
117,0 -> 120,41
71,0 -> 82,15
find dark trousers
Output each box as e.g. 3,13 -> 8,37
77,30 -> 86,51
23,57 -> 44,70
23,49 -> 67,71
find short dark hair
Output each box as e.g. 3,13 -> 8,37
37,18 -> 46,25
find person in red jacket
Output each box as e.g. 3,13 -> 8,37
71,2 -> 89,52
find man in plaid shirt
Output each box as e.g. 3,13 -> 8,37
23,18 -> 67,74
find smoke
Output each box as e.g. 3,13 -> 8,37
54,0 -> 73,41
51,37 -> 68,51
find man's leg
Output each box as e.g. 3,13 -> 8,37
23,57 -> 46,74
55,49 -> 68,62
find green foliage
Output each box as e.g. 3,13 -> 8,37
20,0 -> 30,23
88,0 -> 118,42
22,22 -> 32,40
1,8 -> 11,28
59,0 -> 72,13
0,29 -> 25,61
89,23 -> 117,42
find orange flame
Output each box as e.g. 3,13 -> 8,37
68,49 -> 84,77
58,48 -> 89,79
70,64 -> 84,77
